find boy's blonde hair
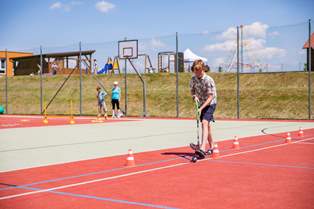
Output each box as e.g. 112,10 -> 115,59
191,59 -> 205,72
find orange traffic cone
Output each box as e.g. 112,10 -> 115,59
298,128 -> 304,137
43,115 -> 48,124
43,108 -> 48,124
69,100 -> 75,124
212,144 -> 220,159
232,136 -> 240,149
69,116 -> 75,124
125,149 -> 135,166
285,132 -> 292,144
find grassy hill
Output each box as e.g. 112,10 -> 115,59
0,72 -> 313,119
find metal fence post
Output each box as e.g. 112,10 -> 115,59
237,26 -> 240,119
5,49 -> 8,114
124,57 -> 128,116
240,25 -> 244,73
175,32 -> 179,118
79,42 -> 82,115
308,19 -> 312,119
124,37 -> 128,116
40,46 -> 43,114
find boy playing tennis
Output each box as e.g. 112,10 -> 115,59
189,59 -> 217,155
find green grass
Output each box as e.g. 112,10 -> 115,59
0,72 -> 313,119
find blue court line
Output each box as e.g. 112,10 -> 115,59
211,159 -> 314,170
0,157 -> 181,191
3,184 -> 178,209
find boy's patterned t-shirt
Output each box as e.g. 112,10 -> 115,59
190,74 -> 217,106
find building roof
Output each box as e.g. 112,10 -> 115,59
11,50 -> 96,60
303,33 -> 314,49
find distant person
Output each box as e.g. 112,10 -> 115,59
189,59 -> 217,155
51,62 -> 58,75
107,57 -> 113,74
111,81 -> 122,118
93,59 -> 98,74
96,86 -> 108,119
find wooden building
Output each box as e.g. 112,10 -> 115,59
11,50 -> 95,76
0,51 -> 33,76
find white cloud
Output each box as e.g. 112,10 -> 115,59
49,1 -> 76,11
243,22 -> 269,39
204,40 -> 236,52
220,22 -> 269,40
96,1 -> 115,13
50,2 -> 62,10
221,27 -> 237,40
248,47 -> 286,60
243,38 -> 265,50
49,1 -> 114,14
205,22 -> 285,61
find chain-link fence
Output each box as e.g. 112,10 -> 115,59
0,20 -> 312,119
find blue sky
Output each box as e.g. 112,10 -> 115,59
1,0 -> 313,72
1,0 -> 313,50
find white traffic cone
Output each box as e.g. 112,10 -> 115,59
125,149 -> 135,166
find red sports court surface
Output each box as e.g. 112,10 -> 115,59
0,126 -> 313,209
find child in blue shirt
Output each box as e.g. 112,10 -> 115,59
111,81 -> 122,118
96,86 -> 108,119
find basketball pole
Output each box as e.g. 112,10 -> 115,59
127,58 -> 147,117
124,37 -> 128,116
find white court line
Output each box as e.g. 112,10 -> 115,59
1,136 -> 313,201
295,142 -> 314,145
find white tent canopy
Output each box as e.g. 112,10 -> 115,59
184,48 -> 207,63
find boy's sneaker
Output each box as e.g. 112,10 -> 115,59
189,143 -> 200,150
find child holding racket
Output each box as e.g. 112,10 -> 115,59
96,86 -> 108,119
189,59 -> 217,155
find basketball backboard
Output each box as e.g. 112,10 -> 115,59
118,40 -> 138,59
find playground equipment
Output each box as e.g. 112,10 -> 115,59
138,54 -> 155,73
109,56 -> 121,74
157,51 -> 184,73
97,57 -> 113,74
97,57 -> 120,74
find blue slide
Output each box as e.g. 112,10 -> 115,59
97,63 -> 113,74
